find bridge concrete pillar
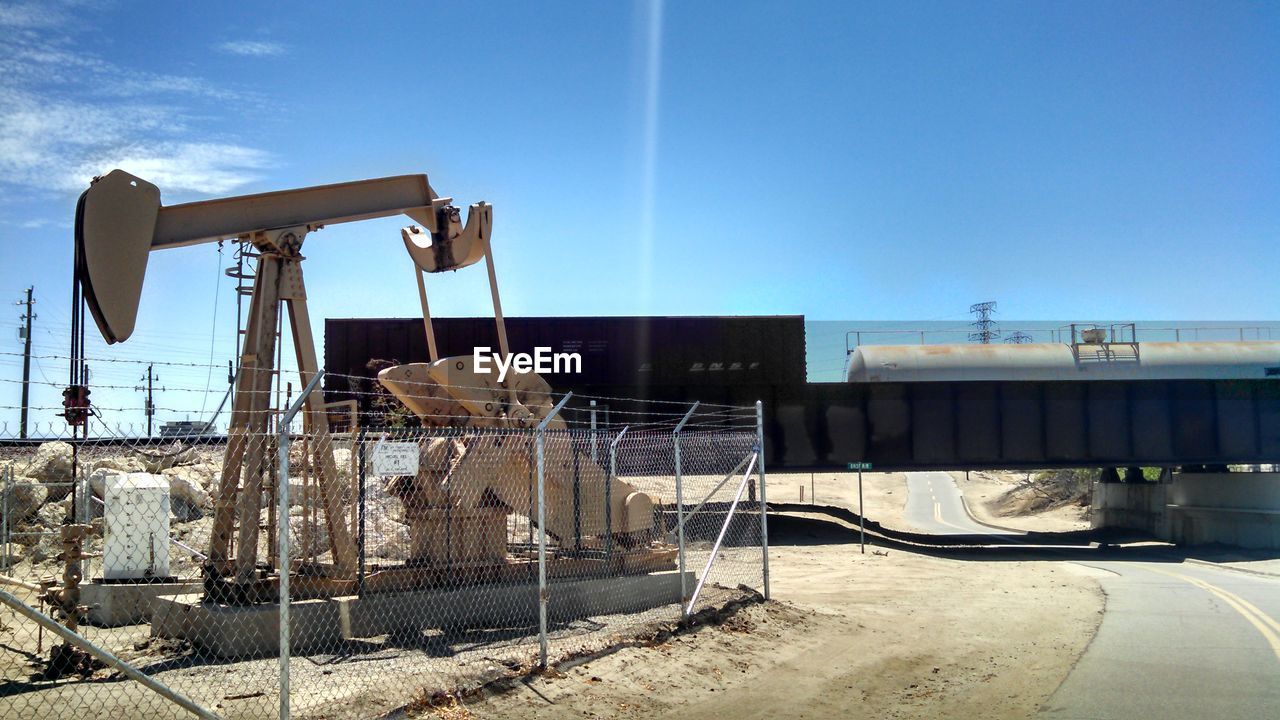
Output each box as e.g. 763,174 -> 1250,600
1090,480 -> 1166,536
1166,472 -> 1280,549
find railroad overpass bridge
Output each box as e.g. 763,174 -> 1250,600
326,317 -> 1280,471
766,338 -> 1280,549
772,376 -> 1280,471
771,340 -> 1280,470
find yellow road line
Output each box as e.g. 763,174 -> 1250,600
1164,569 -> 1280,635
1143,565 -> 1280,661
932,500 -> 973,533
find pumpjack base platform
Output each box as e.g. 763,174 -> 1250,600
152,569 -> 691,658
82,579 -> 203,626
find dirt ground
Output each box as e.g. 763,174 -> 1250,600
456,512 -> 1103,720
3,468 -> 1103,719
762,469 -> 1089,535
764,471 -> 913,529
948,471 -> 1091,534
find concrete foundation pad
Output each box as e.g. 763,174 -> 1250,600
82,580 -> 203,626
152,570 -> 691,658
151,593 -> 340,658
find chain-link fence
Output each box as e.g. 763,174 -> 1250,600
1,392 -> 767,719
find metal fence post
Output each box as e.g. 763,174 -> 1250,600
77,469 -> 89,525
276,426 -> 291,720
674,402 -> 699,618
756,400 -> 770,600
606,426 -> 630,559
536,392 -> 572,668
357,428 -> 367,597
277,369 -> 325,720
589,400 -> 598,464
1,466 -> 9,572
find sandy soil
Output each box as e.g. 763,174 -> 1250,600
763,470 -> 1089,535
765,472 -> 911,529
3,463 -> 1102,719
948,471 -> 1090,534
458,512 -> 1103,720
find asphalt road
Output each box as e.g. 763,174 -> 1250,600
902,471 -> 1280,719
902,471 -> 1015,535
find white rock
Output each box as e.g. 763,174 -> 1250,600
162,467 -> 212,505
333,448 -> 354,480
139,445 -> 196,473
87,468 -> 112,499
35,502 -> 65,530
287,515 -> 330,559
91,456 -> 145,474
165,471 -> 211,522
28,442 -> 74,500
188,462 -> 219,490
366,521 -> 411,560
8,476 -> 50,522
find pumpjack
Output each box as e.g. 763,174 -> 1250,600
73,169 -> 661,603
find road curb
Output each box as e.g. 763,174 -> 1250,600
957,494 -> 1026,535
1184,557 -> 1280,580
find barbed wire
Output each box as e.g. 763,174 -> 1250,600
0,350 -> 234,369
0,361 -> 758,417
0,351 -> 766,411
0,417 -> 757,441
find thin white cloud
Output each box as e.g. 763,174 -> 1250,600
0,2 -> 65,29
102,73 -> 249,102
0,7 -> 272,198
0,0 -> 104,31
216,40 -> 287,57
71,142 -> 271,195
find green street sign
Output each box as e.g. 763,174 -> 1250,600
847,462 -> 873,471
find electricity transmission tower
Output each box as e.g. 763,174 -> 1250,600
15,287 -> 35,438
1005,331 -> 1032,344
968,301 -> 999,344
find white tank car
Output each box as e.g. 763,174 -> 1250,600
846,342 -> 1280,383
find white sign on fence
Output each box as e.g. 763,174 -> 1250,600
371,441 -> 420,476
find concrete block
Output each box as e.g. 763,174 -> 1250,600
151,594 -> 341,658
344,569 -> 689,637
151,570 -> 691,659
82,580 -> 202,626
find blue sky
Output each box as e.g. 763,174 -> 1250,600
0,0 -> 1277,429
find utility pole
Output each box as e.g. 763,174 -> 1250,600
136,364 -> 159,436
16,287 -> 35,439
